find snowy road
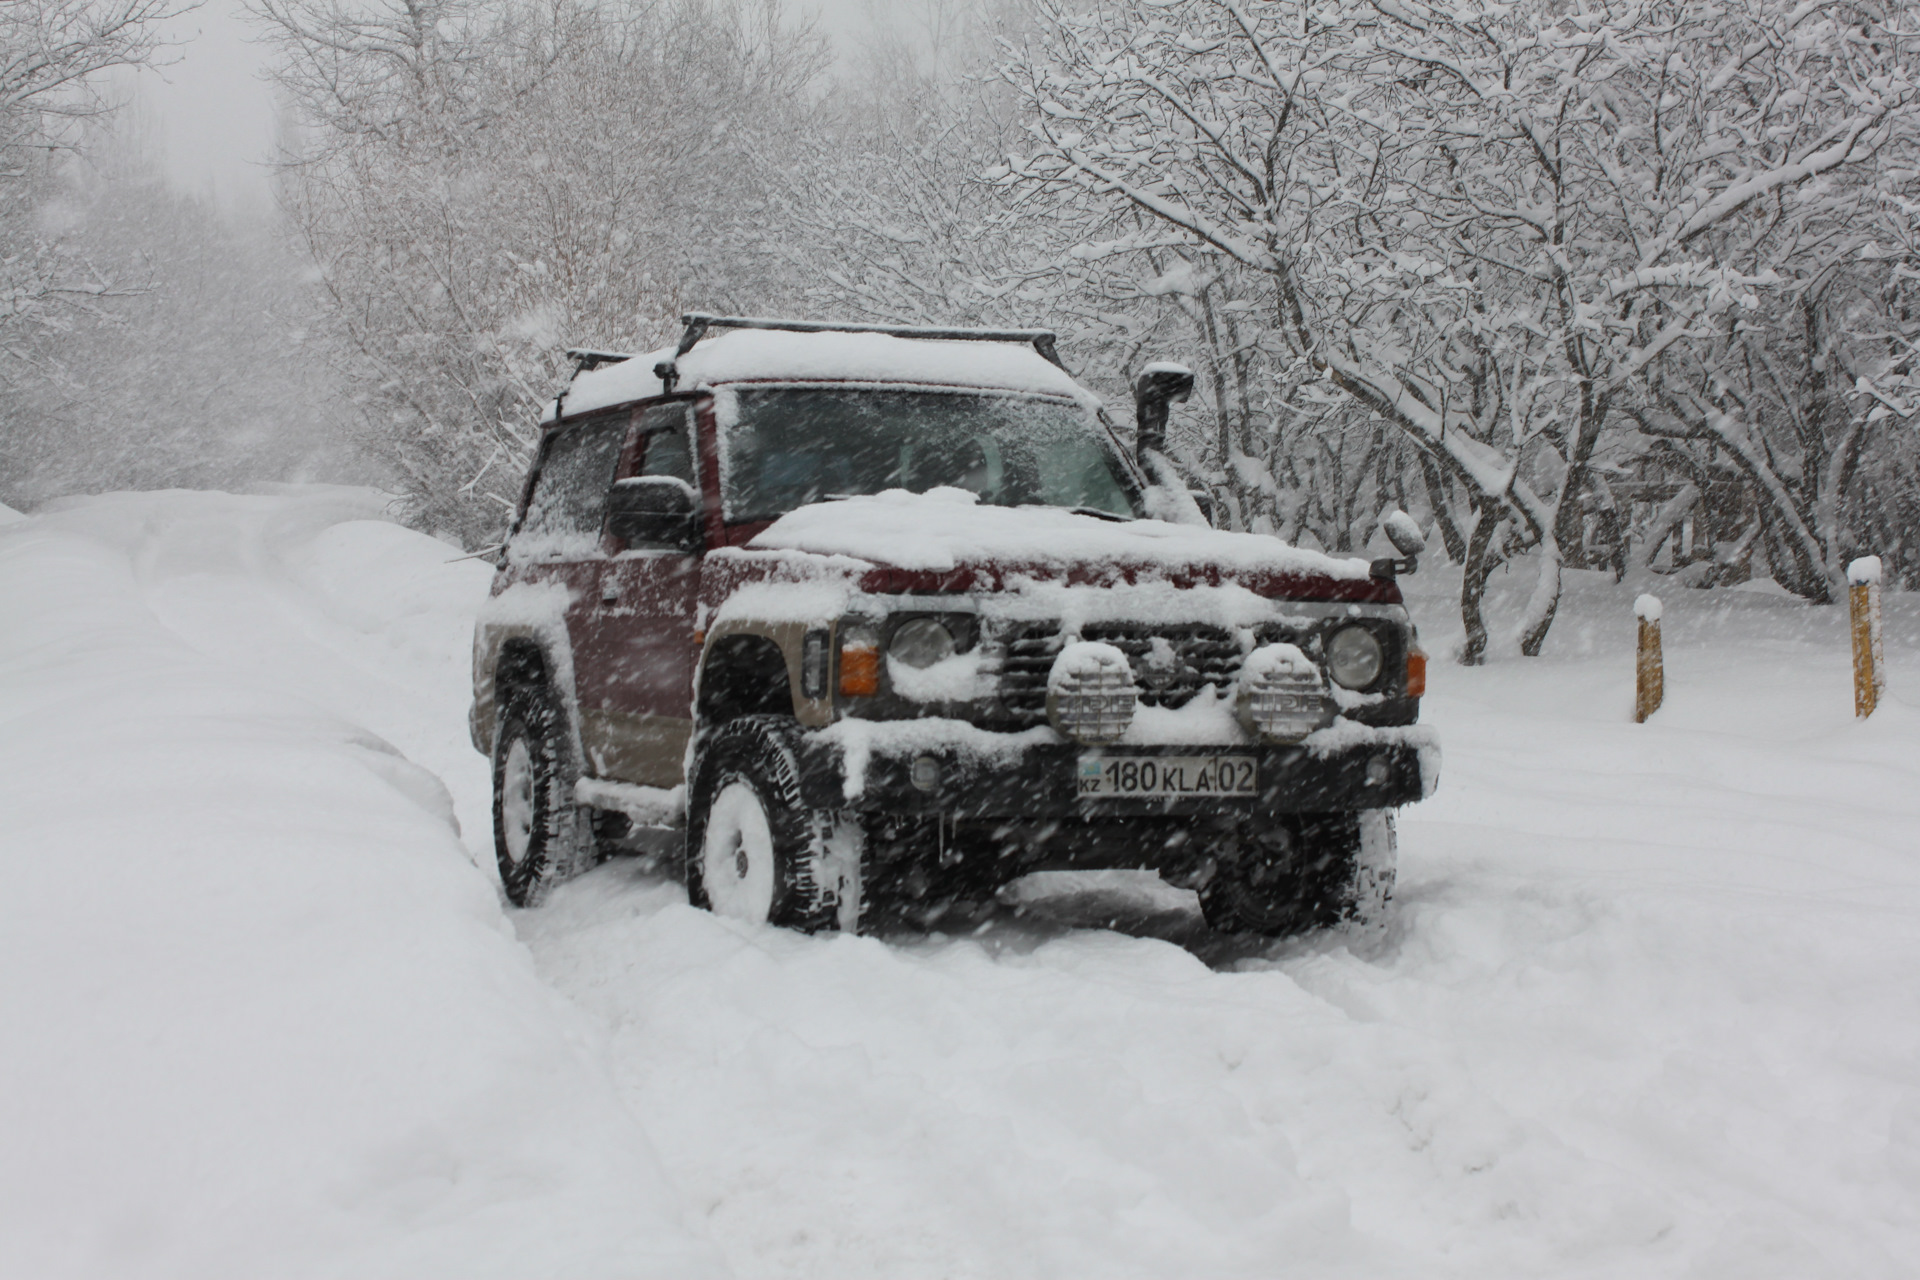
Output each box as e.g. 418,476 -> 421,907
4,488 -> 1917,1278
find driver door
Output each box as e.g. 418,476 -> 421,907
576,399 -> 703,787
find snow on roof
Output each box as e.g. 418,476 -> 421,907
747,487 -> 1371,579
548,327 -> 1091,422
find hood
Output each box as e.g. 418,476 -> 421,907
742,489 -> 1395,603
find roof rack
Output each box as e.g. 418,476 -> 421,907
564,348 -> 636,375
652,312 -> 1065,392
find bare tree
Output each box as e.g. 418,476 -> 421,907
252,0 -> 828,542
995,0 -> 1920,658
1,0 -> 190,401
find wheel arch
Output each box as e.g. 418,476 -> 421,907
697,630 -> 798,726
472,616 -> 578,759
495,637 -> 550,697
695,619 -> 832,730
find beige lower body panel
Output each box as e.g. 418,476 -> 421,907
581,709 -> 692,789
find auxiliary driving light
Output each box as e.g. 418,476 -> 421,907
1046,642 -> 1138,745
1236,643 -> 1333,743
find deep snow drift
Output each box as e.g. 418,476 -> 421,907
0,489 -> 719,1279
4,487 -> 1918,1278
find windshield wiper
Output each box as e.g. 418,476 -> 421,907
1061,505 -> 1132,523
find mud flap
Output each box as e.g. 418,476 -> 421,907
1345,809 -> 1398,926
813,813 -> 867,933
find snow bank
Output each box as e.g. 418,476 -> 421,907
0,490 -> 719,1279
554,327 -> 1087,421
749,487 -> 1371,579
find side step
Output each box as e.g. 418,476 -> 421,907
576,777 -> 685,829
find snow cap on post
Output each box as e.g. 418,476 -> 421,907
1847,556 -> 1883,586
1634,593 -> 1663,622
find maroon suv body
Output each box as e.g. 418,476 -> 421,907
472,315 -> 1436,934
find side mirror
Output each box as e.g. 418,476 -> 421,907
1370,509 -> 1426,579
1133,362 -> 1195,464
1383,510 -> 1426,557
608,476 -> 701,551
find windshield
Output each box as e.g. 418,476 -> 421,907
720,387 -> 1140,522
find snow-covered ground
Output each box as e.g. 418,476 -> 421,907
0,490 -> 719,1280
4,487 -> 1917,1278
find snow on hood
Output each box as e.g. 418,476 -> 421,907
551,328 -> 1088,421
746,487 -> 1371,579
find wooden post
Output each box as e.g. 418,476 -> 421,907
1848,556 -> 1885,718
1634,593 -> 1663,723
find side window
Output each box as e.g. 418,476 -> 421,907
635,402 -> 695,488
608,401 -> 701,554
518,414 -> 628,556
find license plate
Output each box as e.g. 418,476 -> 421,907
1076,755 -> 1258,798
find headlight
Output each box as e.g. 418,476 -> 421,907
890,618 -> 956,669
1326,625 -> 1384,689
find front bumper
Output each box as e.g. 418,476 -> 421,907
793,721 -> 1437,821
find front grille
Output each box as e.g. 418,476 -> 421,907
998,622 -> 1244,724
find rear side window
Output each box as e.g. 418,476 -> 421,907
635,402 -> 695,486
516,414 -> 628,557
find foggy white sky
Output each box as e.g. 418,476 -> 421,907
138,0 -> 885,215
139,0 -> 275,212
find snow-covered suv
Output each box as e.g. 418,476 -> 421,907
471,314 -> 1437,934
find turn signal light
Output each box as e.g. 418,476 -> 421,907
1406,647 -> 1428,699
839,629 -> 880,697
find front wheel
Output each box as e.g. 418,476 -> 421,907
686,717 -> 861,932
1197,810 -> 1396,936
